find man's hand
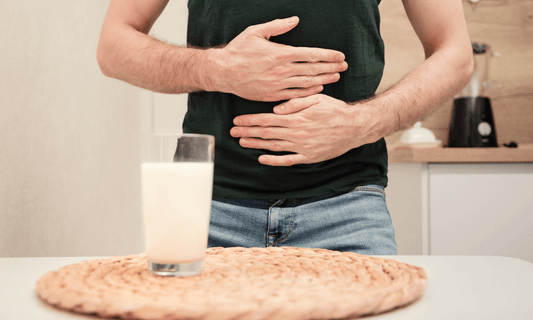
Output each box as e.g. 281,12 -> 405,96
98,4 -> 347,100
210,17 -> 348,102
229,94 -> 387,166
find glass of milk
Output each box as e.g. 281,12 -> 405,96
141,133 -> 214,276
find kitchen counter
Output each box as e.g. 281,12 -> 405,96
388,144 -> 533,163
1,255 -> 533,319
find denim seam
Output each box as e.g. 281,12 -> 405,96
351,186 -> 385,196
266,199 -> 282,247
271,204 -> 295,246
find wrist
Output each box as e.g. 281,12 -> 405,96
349,98 -> 396,145
202,47 -> 229,93
367,97 -> 400,137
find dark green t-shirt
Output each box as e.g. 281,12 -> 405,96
184,0 -> 388,199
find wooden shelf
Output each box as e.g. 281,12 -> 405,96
388,144 -> 533,163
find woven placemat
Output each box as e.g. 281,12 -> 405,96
36,247 -> 427,319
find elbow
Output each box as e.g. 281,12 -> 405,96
96,39 -> 113,78
426,40 -> 475,91
461,50 -> 474,88
457,43 -> 474,88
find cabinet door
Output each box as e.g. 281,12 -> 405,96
429,163 -> 533,263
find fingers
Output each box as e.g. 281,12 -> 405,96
283,72 -> 341,91
259,154 -> 309,166
233,113 -> 295,128
265,60 -> 346,98
249,17 -> 344,63
292,61 -> 348,77
235,136 -> 309,166
231,125 -> 297,141
233,135 -> 308,166
261,61 -> 346,102
238,137 -> 294,153
251,16 -> 300,39
266,61 -> 347,80
293,47 -> 345,63
274,95 -> 322,114
263,85 -> 323,102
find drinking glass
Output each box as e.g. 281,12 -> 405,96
141,133 -> 214,276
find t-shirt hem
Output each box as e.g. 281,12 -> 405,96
212,179 -> 388,200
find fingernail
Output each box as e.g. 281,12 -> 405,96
337,53 -> 344,61
259,156 -> 269,164
288,16 -> 299,24
234,118 -> 242,125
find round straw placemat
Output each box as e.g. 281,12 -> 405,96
36,247 -> 427,319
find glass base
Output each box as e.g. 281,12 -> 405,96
149,259 -> 204,277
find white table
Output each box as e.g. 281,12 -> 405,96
1,255 -> 533,319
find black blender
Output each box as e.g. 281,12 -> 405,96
447,43 -> 498,148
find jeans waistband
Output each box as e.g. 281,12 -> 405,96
213,191 -> 345,209
213,185 -> 385,209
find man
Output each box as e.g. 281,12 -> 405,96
97,0 -> 473,255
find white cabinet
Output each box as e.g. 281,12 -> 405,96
387,162 -> 533,262
427,163 -> 533,263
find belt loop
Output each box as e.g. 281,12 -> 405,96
269,199 -> 282,209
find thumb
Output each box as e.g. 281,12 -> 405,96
253,16 -> 299,39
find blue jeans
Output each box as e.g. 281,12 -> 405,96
208,185 -> 397,255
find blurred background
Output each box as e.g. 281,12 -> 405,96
1,0 -> 532,261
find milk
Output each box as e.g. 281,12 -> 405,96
141,162 -> 214,264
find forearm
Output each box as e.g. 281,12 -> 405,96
363,45 -> 473,138
97,17 -> 346,101
97,24 -> 215,94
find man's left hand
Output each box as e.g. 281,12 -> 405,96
230,94 -> 386,166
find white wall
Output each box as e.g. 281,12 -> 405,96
0,1 -> 145,257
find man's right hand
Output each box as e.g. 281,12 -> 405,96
208,17 -> 348,102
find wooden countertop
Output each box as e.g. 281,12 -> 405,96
388,143 -> 533,163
